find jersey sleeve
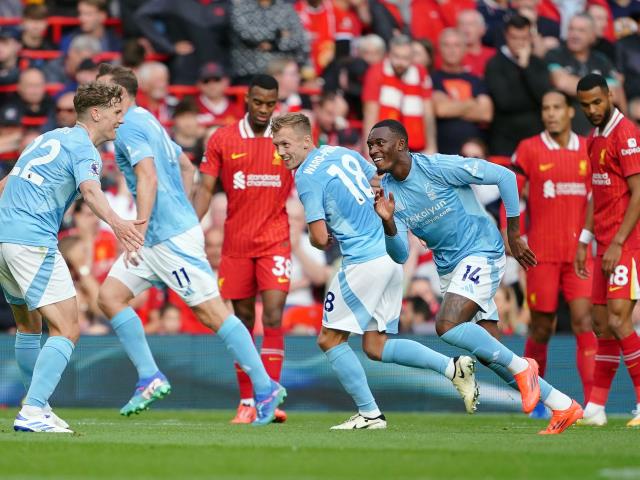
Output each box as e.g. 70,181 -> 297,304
295,172 -> 325,224
511,140 -> 530,176
616,123 -> 640,177
200,130 -> 223,177
362,63 -> 383,103
72,146 -> 102,189
433,154 -> 489,186
172,139 -> 183,159
117,125 -> 154,167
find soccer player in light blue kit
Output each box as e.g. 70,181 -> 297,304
95,64 -> 285,425
370,119 -> 584,434
272,113 -> 479,429
0,83 -> 146,432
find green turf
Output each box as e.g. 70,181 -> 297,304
0,409 -> 638,480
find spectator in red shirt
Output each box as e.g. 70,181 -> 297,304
195,62 -> 243,128
457,9 -> 496,78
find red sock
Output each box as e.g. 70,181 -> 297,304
576,331 -> 598,404
590,338 -> 620,406
235,333 -> 254,401
618,331 -> 640,403
261,327 -> 284,382
524,337 -> 548,377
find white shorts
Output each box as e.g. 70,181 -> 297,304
439,255 -> 506,323
107,226 -> 219,307
323,255 -> 403,335
0,243 -> 76,311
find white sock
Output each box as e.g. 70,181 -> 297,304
506,355 -> 529,375
543,388 -> 572,411
636,403 -> 640,414
21,404 -> 45,416
240,398 -> 255,407
445,358 -> 455,380
360,408 -> 382,419
583,402 -> 605,417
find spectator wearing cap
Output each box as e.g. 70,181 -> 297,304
230,0 -> 308,84
431,29 -> 493,155
134,0 -> 230,84
0,26 -> 21,86
617,11 -> 640,103
20,4 -> 56,51
54,92 -> 77,128
136,61 -> 177,125
4,68 -> 55,132
172,99 -> 205,167
195,62 -> 242,128
60,0 -> 122,53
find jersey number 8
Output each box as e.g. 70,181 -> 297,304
326,154 -> 374,205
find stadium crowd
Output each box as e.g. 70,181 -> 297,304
1,0 -> 640,339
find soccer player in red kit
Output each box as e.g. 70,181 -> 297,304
513,90 -> 597,417
193,75 -> 292,424
575,73 -> 640,427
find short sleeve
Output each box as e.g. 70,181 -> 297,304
512,140 -> 530,176
616,123 -> 640,177
72,146 -> 102,189
117,126 -> 154,167
295,172 -> 325,223
362,63 -> 383,103
432,154 -> 488,186
172,140 -> 183,158
200,129 -> 223,177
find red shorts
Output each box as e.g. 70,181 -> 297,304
592,249 -> 640,305
526,260 -> 592,313
218,253 -> 291,300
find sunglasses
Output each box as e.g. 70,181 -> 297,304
57,107 -> 74,113
201,77 -> 223,84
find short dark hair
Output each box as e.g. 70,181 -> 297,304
74,82 -> 122,116
173,98 -> 199,117
543,89 -> 573,106
97,63 -> 138,97
505,13 -> 531,31
577,73 -> 609,93
248,74 -> 279,94
79,0 -> 109,13
371,119 -> 408,143
23,4 -> 48,20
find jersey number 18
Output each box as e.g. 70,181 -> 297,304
327,154 -> 374,205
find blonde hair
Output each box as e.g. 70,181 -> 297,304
271,112 -> 312,135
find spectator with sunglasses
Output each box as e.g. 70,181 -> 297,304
195,62 -> 243,128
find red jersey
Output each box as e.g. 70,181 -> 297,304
196,95 -> 243,128
588,109 -> 640,254
513,131 -> 590,262
462,46 -> 496,78
295,0 -> 337,74
200,115 -> 292,258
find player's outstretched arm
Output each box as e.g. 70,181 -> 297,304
192,173 -> 217,221
602,173 -> 640,276
375,188 -> 409,263
79,180 -> 145,253
178,152 -> 195,197
575,194 -> 594,279
133,158 -> 157,239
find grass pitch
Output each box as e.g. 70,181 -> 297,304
0,409 -> 638,480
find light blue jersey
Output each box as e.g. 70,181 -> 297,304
295,146 -> 387,265
0,126 -> 102,248
382,153 -> 518,274
114,106 -> 198,246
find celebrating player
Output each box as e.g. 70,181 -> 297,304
95,65 -> 285,425
513,90 -> 597,416
271,112 -> 479,430
575,73 -> 640,427
193,75 -> 291,424
0,82 -> 145,432
371,119 -> 583,435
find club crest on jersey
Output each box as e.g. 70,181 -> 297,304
579,160 -> 587,177
90,161 -> 100,177
424,182 -> 437,201
599,148 -> 606,166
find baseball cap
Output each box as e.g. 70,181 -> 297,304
199,62 -> 227,81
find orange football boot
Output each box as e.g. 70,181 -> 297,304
538,400 -> 583,435
273,408 -> 287,423
230,403 -> 257,424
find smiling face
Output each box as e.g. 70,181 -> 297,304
95,99 -> 124,141
542,91 -> 574,135
367,126 -> 404,173
577,85 -> 612,128
272,125 -> 313,170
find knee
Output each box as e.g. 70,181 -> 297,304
97,289 -> 123,319
261,306 -> 283,328
234,304 -> 255,325
363,344 -> 382,361
317,332 -> 343,352
607,313 -> 625,332
435,316 -> 454,337
60,320 -> 80,344
529,322 -> 553,343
